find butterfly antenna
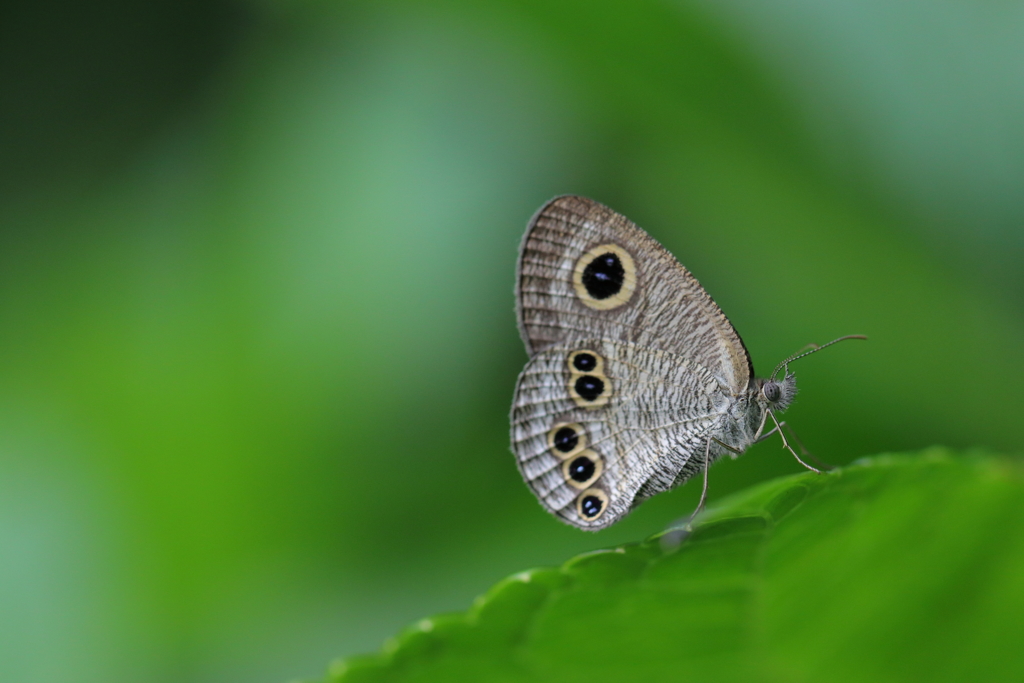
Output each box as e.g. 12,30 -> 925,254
772,335 -> 867,380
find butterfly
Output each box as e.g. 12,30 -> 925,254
510,195 -> 863,530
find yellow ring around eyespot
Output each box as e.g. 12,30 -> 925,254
576,487 -> 609,520
546,422 -> 587,459
562,449 -> 603,490
568,370 -> 612,409
567,349 -> 605,376
572,243 -> 637,311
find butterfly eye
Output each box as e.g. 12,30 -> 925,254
577,488 -> 609,520
572,243 -> 637,310
763,382 -> 781,402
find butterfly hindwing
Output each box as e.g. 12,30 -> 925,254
511,339 -> 727,530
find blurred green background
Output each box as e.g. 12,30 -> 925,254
1,1 -> 1022,681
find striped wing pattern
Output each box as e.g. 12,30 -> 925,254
511,339 -> 728,529
516,195 -> 752,393
511,196 -> 753,529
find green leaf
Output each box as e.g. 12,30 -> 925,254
323,449 -> 1024,682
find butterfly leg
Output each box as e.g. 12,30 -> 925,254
755,424 -> 781,443
712,436 -> 743,460
767,409 -> 822,474
758,419 -> 834,470
659,435 -> 713,551
779,421 -> 835,471
694,434 -> 712,515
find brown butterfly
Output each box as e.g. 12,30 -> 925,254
510,196 -> 863,530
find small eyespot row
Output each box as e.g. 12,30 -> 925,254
577,488 -> 608,520
572,243 -> 637,311
567,349 -> 611,409
546,424 -> 604,491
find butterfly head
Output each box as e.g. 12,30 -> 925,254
758,373 -> 797,412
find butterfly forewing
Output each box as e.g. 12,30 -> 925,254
511,196 -> 754,530
516,195 -> 752,392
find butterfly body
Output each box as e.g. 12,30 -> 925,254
511,195 -> 799,530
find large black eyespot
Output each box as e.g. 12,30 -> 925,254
567,456 -> 596,483
581,252 -> 624,300
574,375 -> 604,401
572,353 -> 597,372
572,244 -> 636,311
763,382 -> 781,402
580,495 -> 603,518
553,426 -> 579,453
